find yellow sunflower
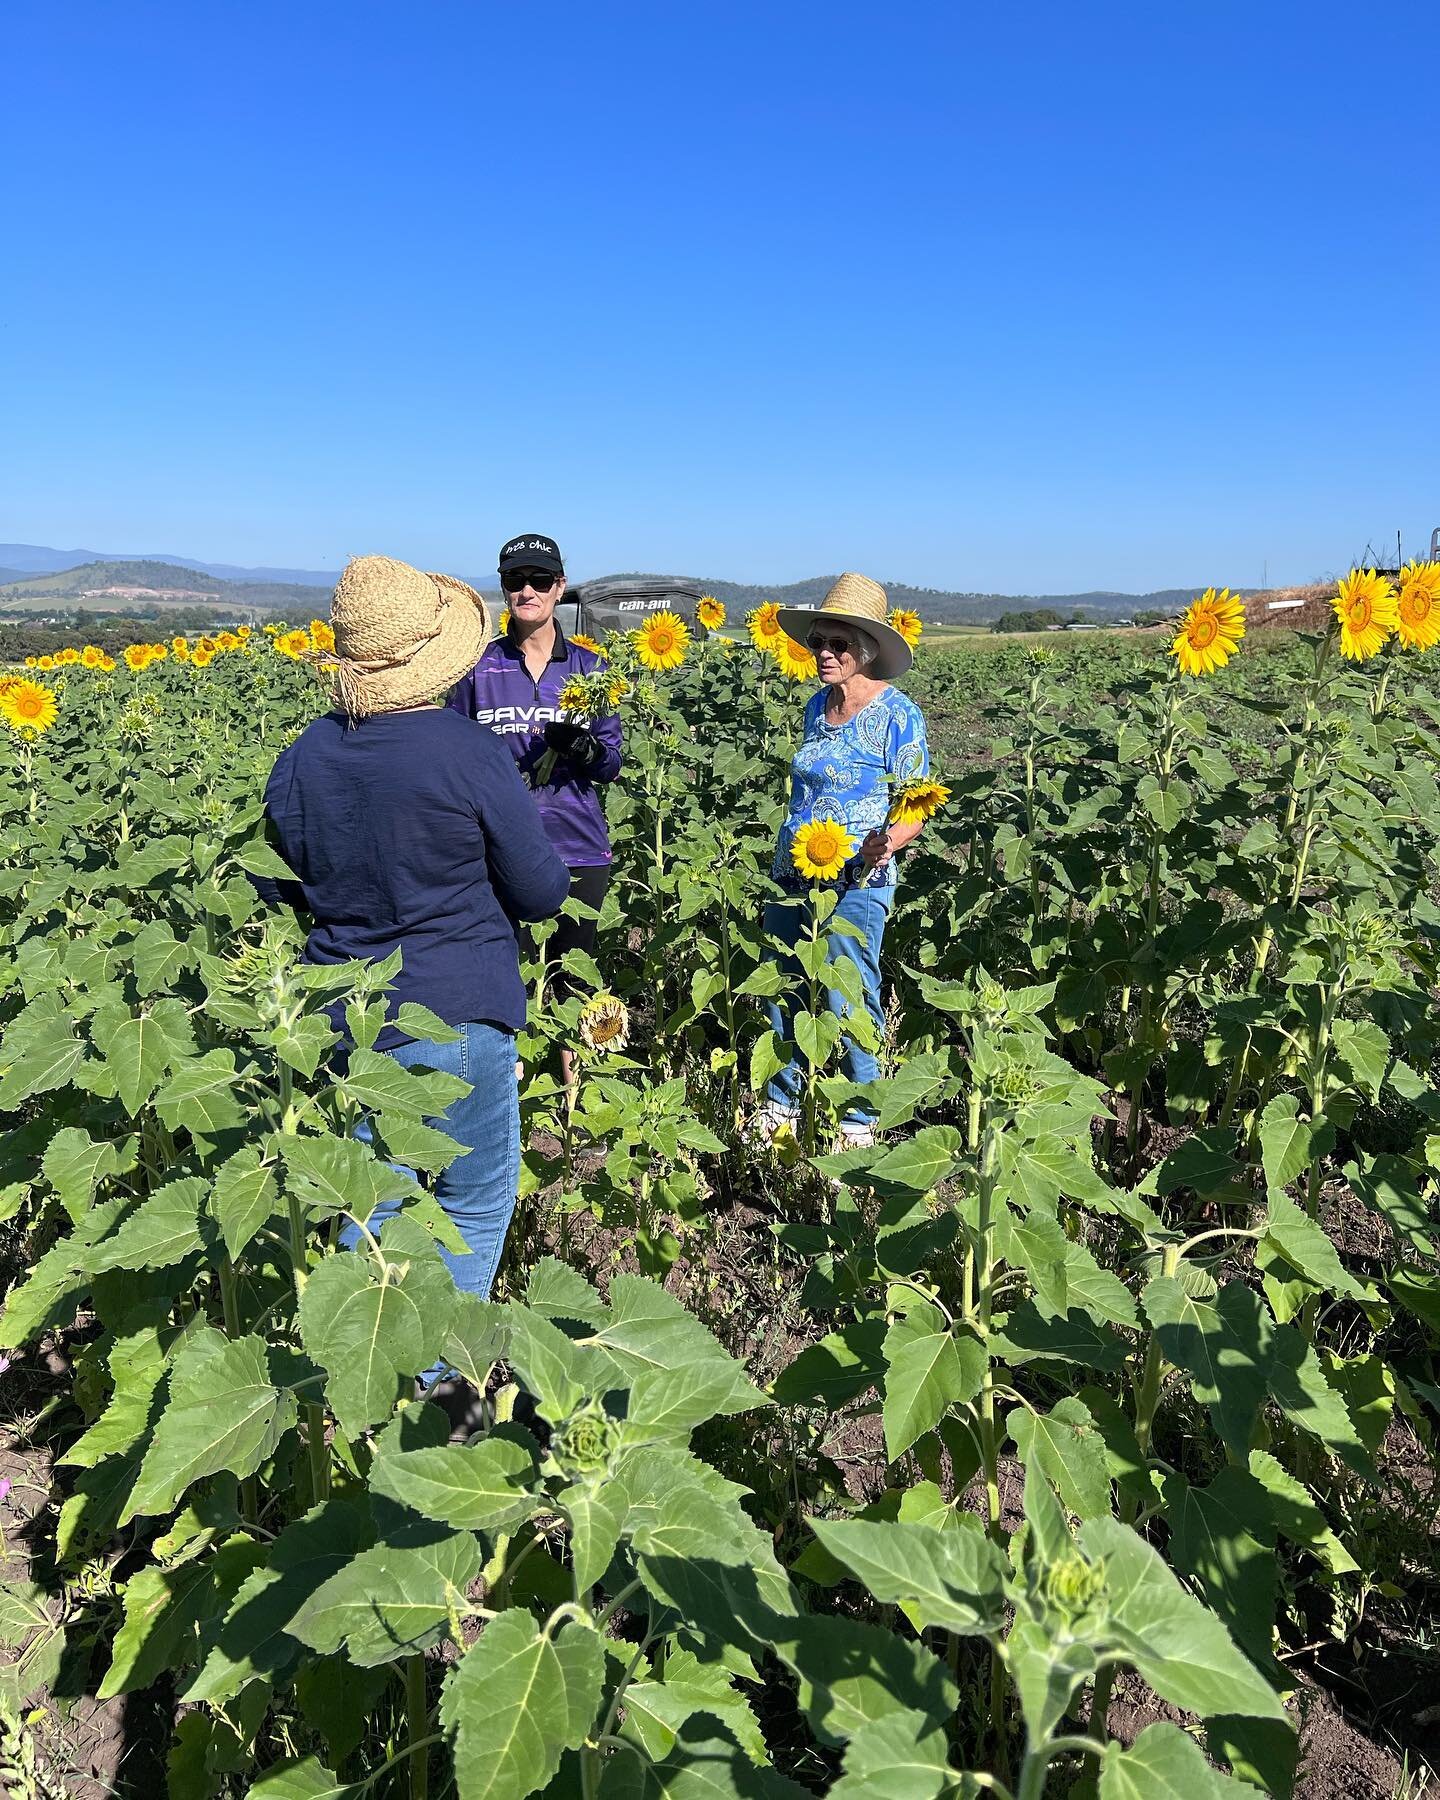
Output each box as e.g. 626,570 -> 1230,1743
569,632 -> 605,657
237,625 -> 252,640
606,674 -> 630,708
122,644 -> 149,671
150,644 -> 168,662
791,817 -> 856,881
23,657 -> 36,668
217,630 -> 241,652
36,655 -> 55,671
192,646 -> 214,668
498,609 -> 510,636
172,636 -> 189,657
773,634 -> 818,680
1,679 -> 59,735
1395,561 -> 1440,652
697,595 -> 726,631
1332,569 -> 1397,662
1171,587 -> 1246,676
747,601 -> 783,652
309,620 -> 335,652
888,607 -> 923,650
197,635 -> 217,655
635,611 -> 689,672
98,653 -> 116,672
274,628 -> 313,659
889,778 -> 951,824
81,645 -> 104,668
577,992 -> 630,1053
57,647 -> 80,666
558,675 -> 591,714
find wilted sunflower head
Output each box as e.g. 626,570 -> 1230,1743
1332,569 -> 1397,661
1395,561 -> 1440,652
790,817 -> 855,881
578,992 -> 630,1053
1171,588 -> 1245,677
635,611 -> 689,672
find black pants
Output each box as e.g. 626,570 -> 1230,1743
527,864 -> 611,1001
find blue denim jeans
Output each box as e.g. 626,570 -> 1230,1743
763,886 -> 894,1125
343,1020 -> 519,1338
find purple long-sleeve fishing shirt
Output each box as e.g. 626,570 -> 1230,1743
447,626 -> 622,868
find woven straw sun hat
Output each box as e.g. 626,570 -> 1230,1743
326,555 -> 490,717
776,572 -> 913,679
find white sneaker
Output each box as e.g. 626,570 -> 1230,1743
748,1101 -> 799,1145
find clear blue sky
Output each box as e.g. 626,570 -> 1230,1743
3,1 -> 1436,593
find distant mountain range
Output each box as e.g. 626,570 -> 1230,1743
0,544 -> 1228,624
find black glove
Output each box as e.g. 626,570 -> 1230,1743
543,720 -> 604,774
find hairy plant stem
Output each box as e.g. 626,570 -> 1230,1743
973,1111 -> 1009,1774
1125,675 -> 1181,1165
277,1054 -> 329,1503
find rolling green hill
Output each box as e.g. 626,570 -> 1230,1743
0,560 -> 328,615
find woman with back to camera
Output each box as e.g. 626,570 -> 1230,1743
254,554 -> 569,1433
756,572 -> 931,1149
448,533 -> 622,1083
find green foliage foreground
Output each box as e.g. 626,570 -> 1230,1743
0,626 -> 1436,1797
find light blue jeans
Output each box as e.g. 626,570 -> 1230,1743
763,885 -> 894,1125
343,1021 -> 519,1350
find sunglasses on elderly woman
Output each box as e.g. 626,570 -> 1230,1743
501,569 -> 560,594
806,632 -> 858,655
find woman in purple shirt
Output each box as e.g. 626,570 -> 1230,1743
448,534 -> 623,1079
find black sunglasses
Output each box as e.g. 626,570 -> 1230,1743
501,569 -> 560,594
806,632 -> 858,655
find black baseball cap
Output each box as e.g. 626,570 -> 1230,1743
498,533 -> 564,577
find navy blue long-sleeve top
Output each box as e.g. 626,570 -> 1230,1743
256,708 -> 569,1048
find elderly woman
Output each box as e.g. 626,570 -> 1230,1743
757,573 -> 930,1149
255,555 -> 569,1422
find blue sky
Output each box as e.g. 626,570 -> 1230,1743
3,1 -> 1436,592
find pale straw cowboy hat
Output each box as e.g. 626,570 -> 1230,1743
325,554 -> 490,718
777,572 -> 913,679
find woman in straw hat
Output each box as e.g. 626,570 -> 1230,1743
254,555 -> 569,1396
756,572 -> 931,1150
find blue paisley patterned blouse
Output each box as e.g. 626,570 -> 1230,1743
772,685 -> 930,889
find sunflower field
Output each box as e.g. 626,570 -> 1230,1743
0,570 -> 1438,1799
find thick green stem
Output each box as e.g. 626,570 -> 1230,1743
406,1656 -> 430,1800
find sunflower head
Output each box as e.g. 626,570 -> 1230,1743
36,655 -> 55,671
1332,569 -> 1397,662
57,647 -> 80,666
308,620 -> 335,652
98,653 -> 116,672
577,992 -> 630,1054
192,646 -> 214,667
498,609 -> 510,636
217,630 -> 241,652
606,674 -> 630,708
23,657 -> 36,668
1171,587 -> 1246,676
790,817 -> 856,882
570,632 -> 605,656
1395,561 -> 1440,653
746,601 -> 783,649
889,777 -> 950,825
557,675 -> 591,715
0,679 -> 59,736
773,634 -> 818,680
888,607 -> 922,649
274,628 -> 313,660
697,595 -> 726,631
237,625 -> 252,640
81,645 -> 104,668
635,611 -> 689,672
122,645 -> 149,671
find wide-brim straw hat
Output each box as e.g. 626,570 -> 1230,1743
777,572 -> 913,679
325,554 -> 490,717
